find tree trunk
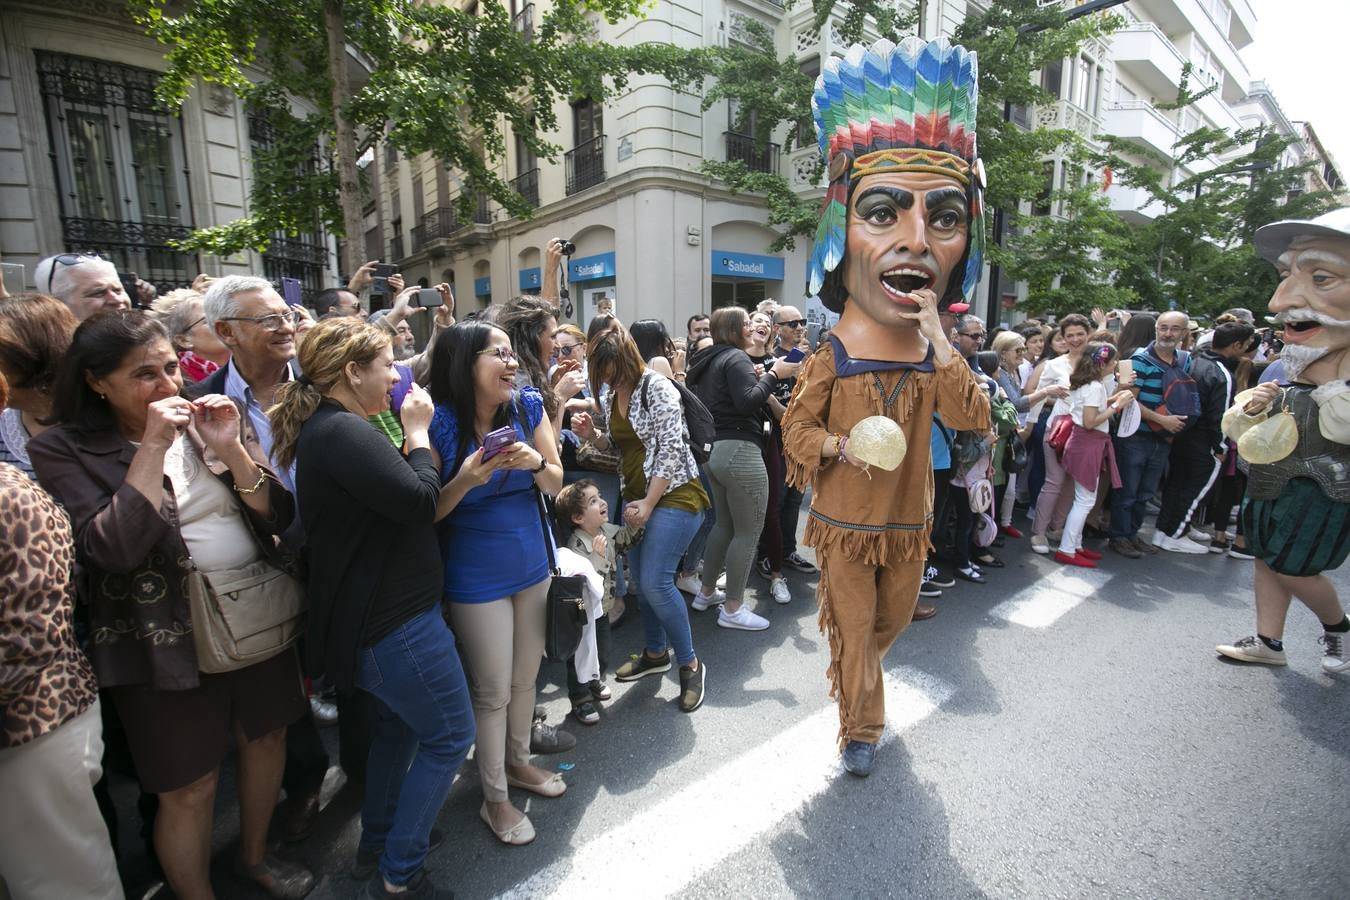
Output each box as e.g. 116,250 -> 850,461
325,0 -> 364,281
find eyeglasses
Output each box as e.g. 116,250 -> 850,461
776,319 -> 807,328
217,310 -> 301,332
477,346 -> 518,363
45,252 -> 104,293
184,316 -> 207,335
557,344 -> 582,357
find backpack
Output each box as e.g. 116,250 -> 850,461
1144,347 -> 1200,434
640,372 -> 715,465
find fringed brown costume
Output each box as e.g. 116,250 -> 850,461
783,337 -> 988,745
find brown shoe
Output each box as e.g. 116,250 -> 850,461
1131,536 -> 1159,555
1108,538 -> 1142,559
912,604 -> 938,621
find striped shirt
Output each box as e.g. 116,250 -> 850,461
1130,343 -> 1190,412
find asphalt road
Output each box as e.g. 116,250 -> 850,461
117,520 -> 1349,900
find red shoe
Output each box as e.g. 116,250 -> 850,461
1055,550 -> 1098,568
1000,525 -> 1024,539
1077,548 -> 1104,561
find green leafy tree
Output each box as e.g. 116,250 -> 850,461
132,0 -> 704,275
1094,77 -> 1337,318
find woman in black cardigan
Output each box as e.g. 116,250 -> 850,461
269,318 -> 474,900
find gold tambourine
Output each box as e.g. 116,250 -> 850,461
1232,388 -> 1298,464
848,415 -> 908,471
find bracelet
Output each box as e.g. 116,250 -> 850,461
235,469 -> 267,496
532,455 -> 548,474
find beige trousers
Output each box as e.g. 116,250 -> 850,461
0,700 -> 123,900
448,578 -> 550,802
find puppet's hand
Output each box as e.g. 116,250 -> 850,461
898,288 -> 955,365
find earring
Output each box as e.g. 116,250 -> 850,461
98,393 -> 106,400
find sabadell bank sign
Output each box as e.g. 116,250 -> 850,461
710,250 -> 785,281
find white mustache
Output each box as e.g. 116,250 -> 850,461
1269,310 -> 1350,328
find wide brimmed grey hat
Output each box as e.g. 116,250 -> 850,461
1254,207 -> 1350,263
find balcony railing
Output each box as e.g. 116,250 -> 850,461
411,208 -> 454,254
1034,99 -> 1100,142
565,135 -> 605,195
512,3 -> 534,41
408,197 -> 492,253
510,168 -> 540,208
724,131 -> 780,174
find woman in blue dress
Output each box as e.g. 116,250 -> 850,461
427,321 -> 565,847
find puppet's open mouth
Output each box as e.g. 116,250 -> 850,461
1286,320 -> 1321,333
881,267 -> 935,296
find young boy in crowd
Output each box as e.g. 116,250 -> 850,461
554,480 -> 639,725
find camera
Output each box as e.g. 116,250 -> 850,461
412,287 -> 443,308
558,239 -> 576,256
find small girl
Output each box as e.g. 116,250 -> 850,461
1057,343 -> 1134,568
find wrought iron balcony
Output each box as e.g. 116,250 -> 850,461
512,3 -> 535,41
565,135 -> 605,195
724,132 -> 779,174
411,208 -> 454,254
510,168 -> 540,208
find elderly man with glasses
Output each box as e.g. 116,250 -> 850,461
33,253 -> 131,321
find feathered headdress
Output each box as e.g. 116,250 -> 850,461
808,37 -> 986,313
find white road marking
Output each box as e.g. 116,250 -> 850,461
497,666 -> 954,900
989,567 -> 1114,629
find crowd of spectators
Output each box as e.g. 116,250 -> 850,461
0,246 -> 1327,899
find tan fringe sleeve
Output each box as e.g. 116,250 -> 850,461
781,345 -> 837,491
933,352 -> 991,432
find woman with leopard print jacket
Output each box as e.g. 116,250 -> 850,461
0,370 -> 122,900
571,327 -> 711,713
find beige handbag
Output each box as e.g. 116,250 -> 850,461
188,557 -> 305,674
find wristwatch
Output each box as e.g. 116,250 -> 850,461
532,455 -> 548,474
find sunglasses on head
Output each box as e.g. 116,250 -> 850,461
46,252 -> 105,293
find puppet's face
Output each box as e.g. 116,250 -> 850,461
1269,236 -> 1350,363
839,170 -> 969,329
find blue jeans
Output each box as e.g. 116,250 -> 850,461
681,468 -> 716,573
356,607 -> 475,886
627,505 -> 703,666
1109,433 -> 1171,539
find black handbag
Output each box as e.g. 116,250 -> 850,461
1004,435 -> 1029,474
535,489 -> 589,661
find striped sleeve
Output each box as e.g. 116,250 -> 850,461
1130,348 -> 1165,410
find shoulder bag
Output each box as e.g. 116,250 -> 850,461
188,557 -> 306,674
535,488 -> 589,661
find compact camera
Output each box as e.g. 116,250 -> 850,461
558,239 -> 576,256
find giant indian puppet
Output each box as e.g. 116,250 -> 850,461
781,37 -> 992,777
1215,208 -> 1350,675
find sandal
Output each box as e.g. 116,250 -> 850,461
232,855 -> 315,899
955,566 -> 986,584
506,769 -> 567,798
480,802 -> 535,846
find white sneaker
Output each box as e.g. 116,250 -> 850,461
1216,635 -> 1287,666
1189,526 -> 1213,542
691,588 -> 725,612
769,577 -> 791,605
1321,631 -> 1350,673
1153,531 -> 1210,555
1030,534 -> 1050,555
675,572 -> 702,595
715,571 -> 727,590
718,604 -> 770,631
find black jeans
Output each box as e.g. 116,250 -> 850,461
780,484 -> 806,556
566,615 -> 612,704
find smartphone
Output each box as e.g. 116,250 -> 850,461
783,346 -> 807,363
480,425 -> 517,460
370,263 -> 398,297
1117,359 -> 1134,384
412,287 -> 443,308
280,277 -> 303,306
1107,317 -> 1121,333
0,261 -> 24,292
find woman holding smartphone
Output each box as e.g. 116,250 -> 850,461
427,322 -> 565,847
